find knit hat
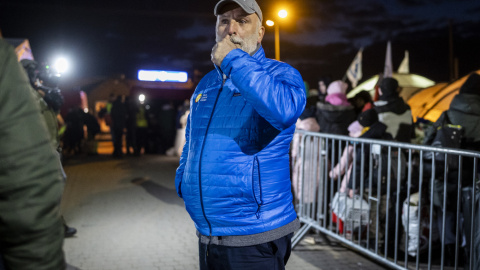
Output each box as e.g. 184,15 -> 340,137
459,72 -> 480,96
326,80 -> 348,95
379,77 -> 399,100
325,93 -> 351,106
358,108 -> 378,127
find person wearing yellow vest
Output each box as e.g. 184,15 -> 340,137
134,105 -> 148,156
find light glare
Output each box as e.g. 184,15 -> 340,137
278,10 -> 288,18
266,20 -> 274,26
54,57 -> 69,74
138,70 -> 188,82
139,94 -> 146,103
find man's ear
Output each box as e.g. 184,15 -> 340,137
257,26 -> 265,44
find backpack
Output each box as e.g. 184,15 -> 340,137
371,144 -> 407,194
425,112 -> 464,170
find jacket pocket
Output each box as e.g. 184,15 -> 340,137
252,156 -> 263,218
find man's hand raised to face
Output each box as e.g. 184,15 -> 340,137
211,36 -> 241,67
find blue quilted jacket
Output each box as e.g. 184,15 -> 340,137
175,47 -> 306,236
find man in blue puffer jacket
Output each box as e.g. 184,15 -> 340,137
175,0 -> 306,269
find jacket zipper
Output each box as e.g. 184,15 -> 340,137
198,75 -> 225,238
252,156 -> 263,219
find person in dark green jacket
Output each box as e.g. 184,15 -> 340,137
0,38 -> 65,269
21,58 -> 78,238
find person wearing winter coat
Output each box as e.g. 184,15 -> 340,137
347,109 -> 396,243
316,80 -> 356,136
351,90 -> 373,116
0,38 -> 65,270
291,90 -> 320,202
423,73 -> 480,190
174,0 -> 306,268
424,72 -> 480,154
423,72 -> 480,266
21,59 -> 78,238
347,109 -> 394,193
374,77 -> 414,143
328,119 -> 365,195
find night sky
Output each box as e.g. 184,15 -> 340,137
1,0 -> 479,87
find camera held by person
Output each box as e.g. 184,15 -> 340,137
20,59 -> 64,112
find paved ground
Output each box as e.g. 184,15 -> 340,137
61,150 -> 388,270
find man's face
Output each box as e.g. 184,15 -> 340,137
216,6 -> 265,55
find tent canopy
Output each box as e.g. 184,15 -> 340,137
347,73 -> 435,101
408,70 -> 480,123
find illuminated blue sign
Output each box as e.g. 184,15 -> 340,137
138,70 -> 188,82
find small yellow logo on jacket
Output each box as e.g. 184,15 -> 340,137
195,94 -> 202,103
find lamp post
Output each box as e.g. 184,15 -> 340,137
266,9 -> 288,61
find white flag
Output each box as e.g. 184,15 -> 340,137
397,50 -> 409,74
346,48 -> 363,88
384,41 -> 393,78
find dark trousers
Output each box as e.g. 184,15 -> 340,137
126,126 -> 136,154
135,127 -> 148,155
113,127 -> 124,156
199,233 -> 293,270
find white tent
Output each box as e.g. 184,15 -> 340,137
346,73 -> 435,101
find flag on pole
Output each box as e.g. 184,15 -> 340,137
346,48 -> 363,87
397,50 -> 409,74
383,41 -> 393,78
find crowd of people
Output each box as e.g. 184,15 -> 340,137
292,72 -> 480,266
60,94 -> 190,159
99,95 -> 188,158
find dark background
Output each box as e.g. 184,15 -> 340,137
1,0 -> 479,87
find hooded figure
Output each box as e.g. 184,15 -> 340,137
424,72 -> 480,150
422,72 -> 480,265
316,80 -> 356,135
374,77 -> 414,143
446,72 -> 480,146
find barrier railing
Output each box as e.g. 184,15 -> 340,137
291,130 -> 480,270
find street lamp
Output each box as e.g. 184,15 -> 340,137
266,9 -> 288,61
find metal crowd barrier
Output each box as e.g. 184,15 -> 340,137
291,130 -> 480,270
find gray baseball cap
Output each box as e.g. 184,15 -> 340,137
214,0 -> 263,22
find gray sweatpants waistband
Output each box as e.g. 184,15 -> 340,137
197,218 -> 300,247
